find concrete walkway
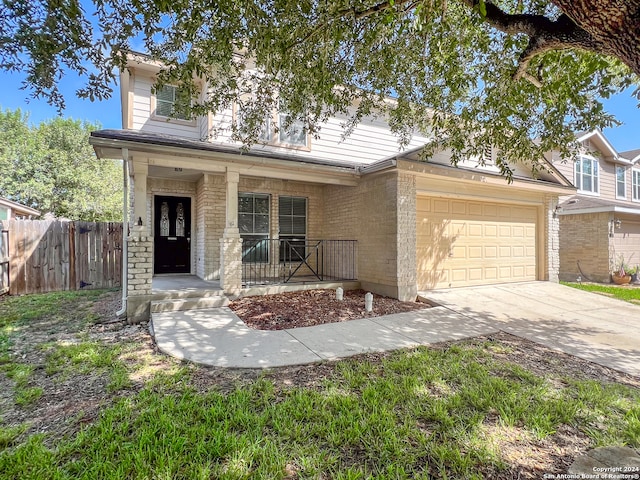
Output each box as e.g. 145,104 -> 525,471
151,305 -> 498,368
151,281 -> 640,375
422,281 -> 640,377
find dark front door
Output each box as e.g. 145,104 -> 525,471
154,195 -> 191,274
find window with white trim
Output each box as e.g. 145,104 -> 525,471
279,196 -> 307,262
278,112 -> 307,147
155,85 -> 190,120
237,100 -> 308,148
574,156 -> 599,194
239,193 -> 270,262
616,166 -> 627,199
633,169 -> 640,201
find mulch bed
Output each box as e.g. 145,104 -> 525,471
228,288 -> 430,330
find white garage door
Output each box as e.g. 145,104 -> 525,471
417,197 -> 538,289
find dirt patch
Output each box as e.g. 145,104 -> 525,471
228,288 -> 430,330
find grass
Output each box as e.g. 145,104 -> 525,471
0,290 -> 639,478
562,281 -> 640,303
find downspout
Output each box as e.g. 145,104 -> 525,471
116,148 -> 129,319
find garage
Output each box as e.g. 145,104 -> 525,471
417,196 -> 538,289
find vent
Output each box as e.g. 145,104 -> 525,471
482,145 -> 495,166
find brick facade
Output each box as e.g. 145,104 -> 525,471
545,196 -> 560,283
559,212 -> 611,282
323,171 -> 418,301
126,235 -> 153,323
196,174 -> 225,280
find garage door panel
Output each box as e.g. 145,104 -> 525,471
452,201 -> 467,214
433,199 -> 450,213
468,224 -> 483,236
417,197 -> 537,289
483,204 -> 498,216
484,267 -> 498,280
484,225 -> 498,236
484,246 -> 498,258
468,203 -> 483,216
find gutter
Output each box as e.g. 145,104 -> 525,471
358,158 -> 397,175
558,205 -> 640,216
116,149 -> 129,319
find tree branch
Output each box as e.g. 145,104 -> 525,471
460,2 -> 605,81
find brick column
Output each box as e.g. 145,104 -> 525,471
126,235 -> 153,323
396,172 -> 418,301
220,170 -> 242,295
546,196 -> 560,283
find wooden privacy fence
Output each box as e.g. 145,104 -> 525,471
0,227 -> 8,295
0,220 -> 123,296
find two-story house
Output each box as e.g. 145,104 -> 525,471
549,130 -> 640,282
90,52 -> 574,322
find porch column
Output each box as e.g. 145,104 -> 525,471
132,161 -> 149,236
219,170 -> 242,295
127,160 -> 152,323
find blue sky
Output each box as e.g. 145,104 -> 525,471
0,68 -> 638,153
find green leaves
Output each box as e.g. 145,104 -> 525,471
476,0 -> 488,17
1,1 -> 638,172
0,109 -> 123,220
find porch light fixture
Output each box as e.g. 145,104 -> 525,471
615,219 -> 622,229
137,217 -> 143,226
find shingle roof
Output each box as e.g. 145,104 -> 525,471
90,129 -> 364,170
559,194 -> 640,214
621,148 -> 640,160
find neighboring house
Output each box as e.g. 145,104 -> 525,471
90,53 -> 574,322
548,130 -> 640,282
0,197 -> 40,220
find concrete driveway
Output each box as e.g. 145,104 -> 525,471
421,281 -> 640,377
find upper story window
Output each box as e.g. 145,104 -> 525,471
278,112 -> 307,147
616,166 -> 627,199
633,170 -> 640,202
237,100 -> 309,149
155,85 -> 190,121
574,156 -> 599,194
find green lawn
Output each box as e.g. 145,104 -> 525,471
1,291 -> 639,479
562,281 -> 640,303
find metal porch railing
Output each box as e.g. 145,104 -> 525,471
241,239 -> 357,286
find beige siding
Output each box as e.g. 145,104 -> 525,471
132,75 -> 204,139
599,160 -> 617,199
131,70 -> 431,165
612,216 -> 640,271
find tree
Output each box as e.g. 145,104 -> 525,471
1,1 -> 639,176
0,109 -> 123,221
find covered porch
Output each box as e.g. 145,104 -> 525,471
90,130 -> 363,322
